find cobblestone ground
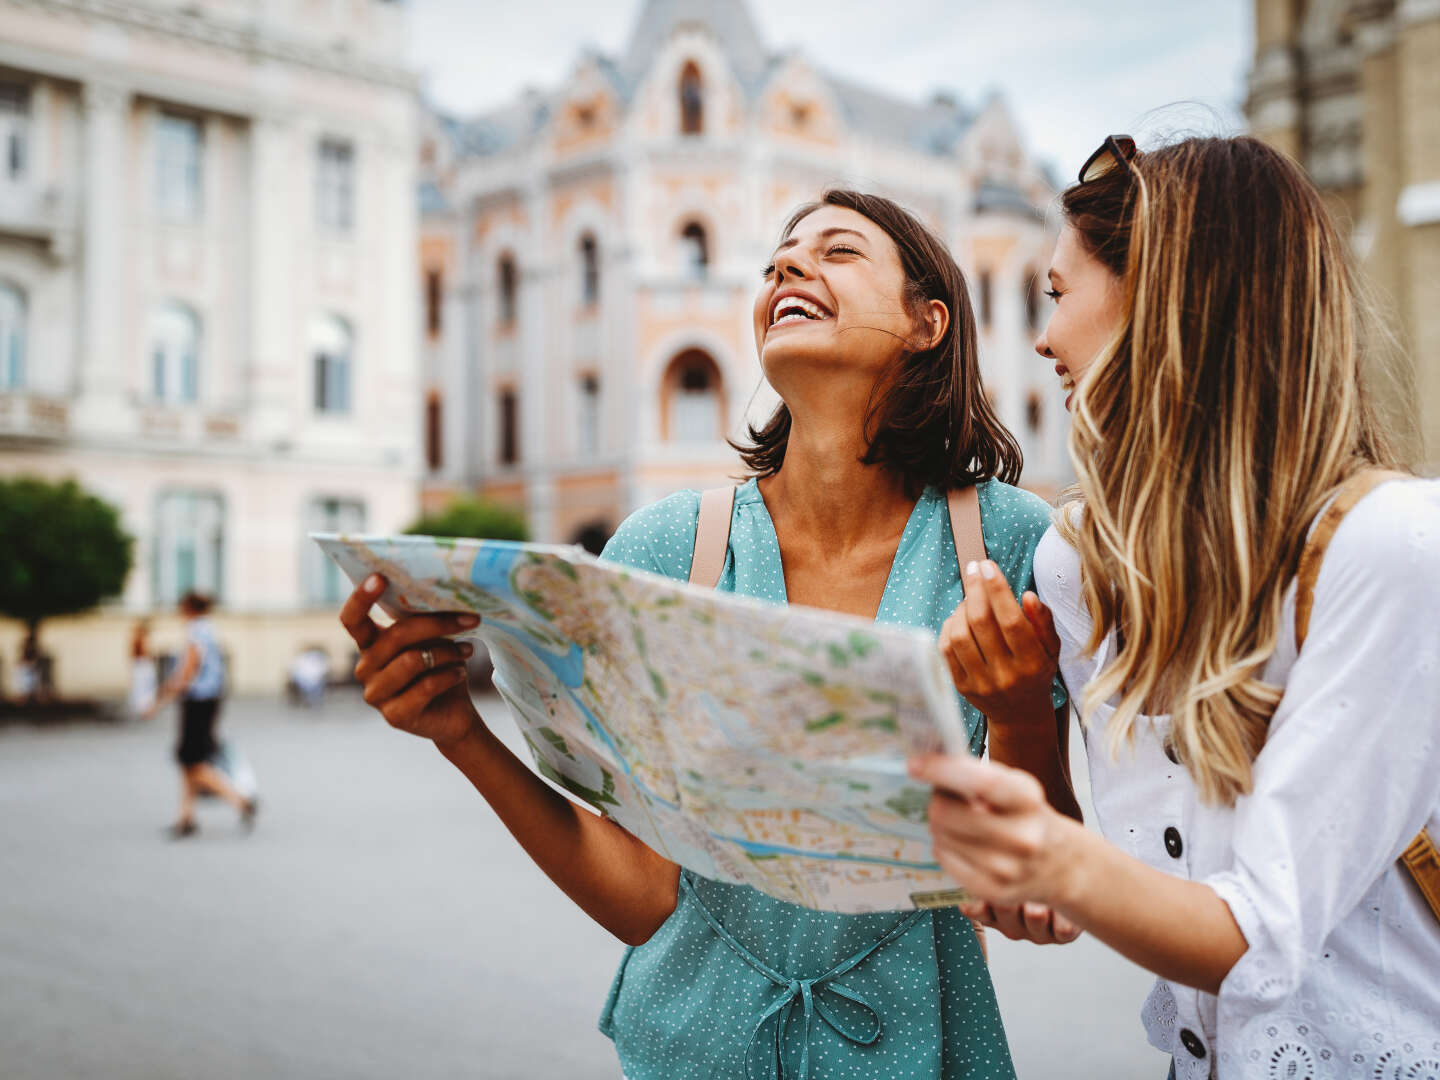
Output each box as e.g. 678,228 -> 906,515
0,692 -> 1167,1079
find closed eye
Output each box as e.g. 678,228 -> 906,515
826,245 -> 860,257
1044,289 -> 1061,301
761,263 -> 775,279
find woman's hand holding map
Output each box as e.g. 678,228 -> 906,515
342,573 -> 479,747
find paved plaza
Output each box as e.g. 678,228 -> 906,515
0,692 -> 1169,1079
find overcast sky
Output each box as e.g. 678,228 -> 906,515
407,0 -> 1254,179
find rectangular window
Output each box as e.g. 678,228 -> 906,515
578,374 -> 600,456
426,392 -> 443,471
155,113 -> 202,221
499,388 -> 519,466
314,352 -> 351,414
305,497 -> 365,605
426,269 -> 443,336
317,138 -> 354,233
154,491 -> 225,606
0,83 -> 29,185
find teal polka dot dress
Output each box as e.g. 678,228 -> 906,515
597,478 -> 1062,1080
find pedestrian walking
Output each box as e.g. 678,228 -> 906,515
915,135 -> 1440,1077
128,618 -> 157,719
149,591 -> 257,838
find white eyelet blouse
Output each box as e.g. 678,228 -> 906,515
1035,478 -> 1440,1080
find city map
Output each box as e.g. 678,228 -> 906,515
312,533 -> 972,913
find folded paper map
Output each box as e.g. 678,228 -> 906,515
312,533 -> 971,913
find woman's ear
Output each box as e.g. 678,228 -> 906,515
923,299 -> 950,349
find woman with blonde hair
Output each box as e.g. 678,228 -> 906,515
911,135 -> 1440,1077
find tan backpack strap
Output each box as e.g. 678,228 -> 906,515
1291,468 -> 1439,926
688,487 -> 736,588
946,485 -> 987,574
1294,469 -> 1409,649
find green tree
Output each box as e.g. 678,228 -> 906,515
405,496 -> 529,541
0,476 -> 134,683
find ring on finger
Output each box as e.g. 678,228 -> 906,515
420,647 -> 435,671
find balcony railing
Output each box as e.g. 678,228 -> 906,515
0,392 -> 69,439
0,183 -> 78,257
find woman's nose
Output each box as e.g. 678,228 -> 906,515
776,253 -> 809,281
1034,330 -> 1054,359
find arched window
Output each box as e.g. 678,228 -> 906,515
154,490 -> 225,606
679,61 -> 704,136
679,222 -> 709,280
0,280 -> 26,390
498,253 -> 518,325
662,349 -> 724,442
1024,268 -> 1043,331
579,234 -> 600,305
311,313 -> 353,414
571,521 -> 612,556
149,300 -> 201,404
577,372 -> 600,455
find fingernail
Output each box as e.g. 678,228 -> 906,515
363,574 -> 382,593
456,615 -> 480,628
980,561 -> 996,580
459,642 -> 474,658
965,560 -> 979,577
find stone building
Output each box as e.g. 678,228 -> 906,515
417,0 -> 1068,548
0,0 -> 420,696
1247,0 -> 1440,471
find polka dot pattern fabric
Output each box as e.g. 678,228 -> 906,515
597,478 -> 1060,1079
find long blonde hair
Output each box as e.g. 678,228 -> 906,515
1059,136 -> 1405,804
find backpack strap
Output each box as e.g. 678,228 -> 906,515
688,487 -> 736,588
946,485 -> 988,573
1292,468 -> 1440,927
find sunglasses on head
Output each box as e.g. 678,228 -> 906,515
1078,134 -> 1138,184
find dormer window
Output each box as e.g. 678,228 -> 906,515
679,61 -> 704,136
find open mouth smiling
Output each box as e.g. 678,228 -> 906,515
769,290 -> 833,329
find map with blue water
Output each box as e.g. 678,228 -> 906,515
313,533 -> 972,913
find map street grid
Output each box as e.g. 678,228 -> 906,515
314,534 -> 972,913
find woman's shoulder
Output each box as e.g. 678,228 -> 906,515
599,489 -> 703,580
976,479 -> 1058,565
1315,476 -> 1440,600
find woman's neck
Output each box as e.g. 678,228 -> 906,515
758,407 -> 915,552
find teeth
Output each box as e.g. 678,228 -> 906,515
772,296 -> 828,325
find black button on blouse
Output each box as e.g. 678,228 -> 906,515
1179,1027 -> 1207,1059
1164,825 -> 1184,859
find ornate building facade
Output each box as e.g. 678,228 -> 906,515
1247,0 -> 1440,470
0,0 -> 420,695
418,0 -> 1069,548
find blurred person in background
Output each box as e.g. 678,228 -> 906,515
915,135 -> 1440,1077
287,644 -> 330,709
127,618 -> 157,719
340,190 -> 1081,1079
149,591 -> 256,838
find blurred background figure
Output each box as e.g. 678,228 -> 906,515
149,590 -> 255,838
127,618 -> 157,719
286,643 -> 330,709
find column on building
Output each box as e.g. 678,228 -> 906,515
75,81 -> 130,432
521,178 -> 554,541
246,109 -> 295,444
1396,0 -> 1440,471
1248,0 -> 1304,160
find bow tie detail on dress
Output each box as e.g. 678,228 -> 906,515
679,874 -> 927,1080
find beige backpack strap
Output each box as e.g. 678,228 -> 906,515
1293,468 -> 1440,926
946,485 -> 987,574
688,487 -> 736,588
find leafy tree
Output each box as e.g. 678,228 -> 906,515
0,476 -> 134,672
405,496 -> 529,542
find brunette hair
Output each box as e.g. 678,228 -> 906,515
179,591 -> 213,616
734,189 -> 1022,493
1057,136 -> 1404,804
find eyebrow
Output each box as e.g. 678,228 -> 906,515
1047,267 -> 1065,285
773,226 -> 869,255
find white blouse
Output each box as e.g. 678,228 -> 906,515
1035,478 -> 1440,1080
